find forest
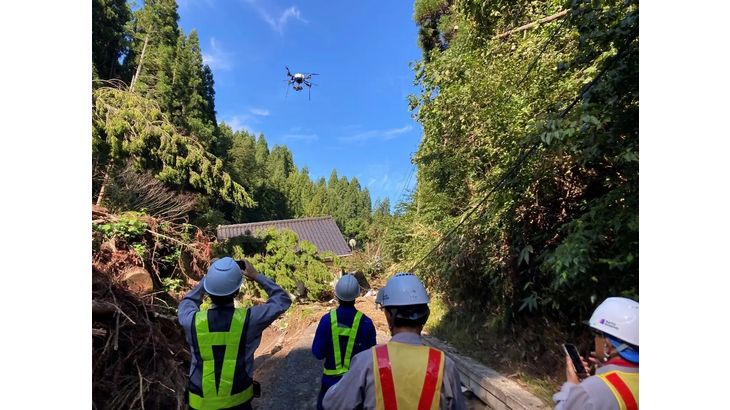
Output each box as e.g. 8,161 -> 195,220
91,0 -> 638,404
93,0 -> 638,336
92,0 -> 375,245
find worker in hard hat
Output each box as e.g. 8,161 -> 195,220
323,273 -> 466,410
177,257 -> 292,410
553,297 -> 639,410
312,274 -> 377,410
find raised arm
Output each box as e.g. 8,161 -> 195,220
242,260 -> 292,338
177,281 -> 205,342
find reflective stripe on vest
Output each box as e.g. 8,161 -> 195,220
190,308 -> 253,410
372,342 -> 445,410
323,310 -> 363,376
598,370 -> 639,410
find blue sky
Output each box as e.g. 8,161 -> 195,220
175,0 -> 422,208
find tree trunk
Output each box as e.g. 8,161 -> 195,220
130,32 -> 150,92
96,161 -> 113,206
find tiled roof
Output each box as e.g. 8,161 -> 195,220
217,216 -> 352,257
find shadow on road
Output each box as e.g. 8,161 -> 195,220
252,345 -> 323,410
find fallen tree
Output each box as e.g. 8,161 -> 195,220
92,206 -> 215,409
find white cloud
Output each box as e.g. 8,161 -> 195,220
364,163 -> 416,206
222,115 -> 258,135
339,125 -> 414,143
244,1 -> 307,34
250,108 -> 270,116
202,37 -> 232,71
282,133 -> 318,143
178,0 -> 216,9
383,125 -> 413,138
367,172 -> 411,202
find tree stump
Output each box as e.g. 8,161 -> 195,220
122,266 -> 153,294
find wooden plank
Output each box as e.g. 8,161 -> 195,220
422,335 -> 547,410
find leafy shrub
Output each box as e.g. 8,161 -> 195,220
130,242 -> 147,258
162,277 -> 184,293
93,211 -> 148,239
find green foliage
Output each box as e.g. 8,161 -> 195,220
193,208 -> 229,230
379,0 -> 639,324
122,0 -> 181,108
92,0 -> 131,79
414,0 -> 451,54
162,277 -> 184,293
218,229 -> 335,301
160,247 -> 181,265
93,211 -> 148,239
93,87 -> 255,208
130,242 -> 147,258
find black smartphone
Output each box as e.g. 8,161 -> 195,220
562,343 -> 588,376
252,381 -> 261,398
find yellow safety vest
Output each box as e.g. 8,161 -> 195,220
598,370 -> 639,410
372,342 -> 445,410
189,308 -> 253,410
323,309 -> 363,376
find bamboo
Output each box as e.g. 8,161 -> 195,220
495,9 -> 569,39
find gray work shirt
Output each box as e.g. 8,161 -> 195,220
177,275 -> 292,382
322,332 -> 467,410
553,362 -> 639,410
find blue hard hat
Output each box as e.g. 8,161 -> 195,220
335,274 -> 360,301
203,257 -> 243,296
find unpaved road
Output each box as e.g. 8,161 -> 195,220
250,298 -> 488,410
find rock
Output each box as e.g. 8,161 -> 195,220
294,280 -> 307,299
122,266 -> 153,294
270,344 -> 283,355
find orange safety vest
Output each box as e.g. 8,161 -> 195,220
372,342 -> 445,410
597,360 -> 639,410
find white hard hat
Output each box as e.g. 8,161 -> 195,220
203,257 -> 243,296
335,274 -> 360,301
380,273 -> 429,307
589,297 -> 639,346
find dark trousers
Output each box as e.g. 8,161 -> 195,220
317,384 -> 329,410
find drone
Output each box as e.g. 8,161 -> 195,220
285,66 -> 318,100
